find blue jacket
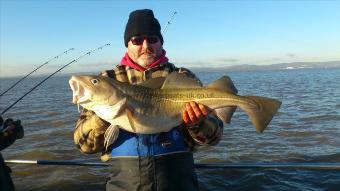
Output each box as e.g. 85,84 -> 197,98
110,127 -> 189,157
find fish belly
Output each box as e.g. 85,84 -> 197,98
108,109 -> 183,134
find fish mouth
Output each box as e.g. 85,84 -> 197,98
69,77 -> 91,104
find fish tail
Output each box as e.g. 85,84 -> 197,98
243,96 -> 281,133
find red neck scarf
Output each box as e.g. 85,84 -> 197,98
120,50 -> 169,71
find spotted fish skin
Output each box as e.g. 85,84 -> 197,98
69,73 -> 281,136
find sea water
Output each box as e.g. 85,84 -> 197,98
1,68 -> 339,190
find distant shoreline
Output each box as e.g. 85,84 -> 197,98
191,65 -> 340,73
1,61 -> 340,79
191,60 -> 340,72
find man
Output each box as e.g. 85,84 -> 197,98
0,116 -> 24,191
74,9 -> 224,191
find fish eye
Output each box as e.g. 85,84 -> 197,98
91,78 -> 100,85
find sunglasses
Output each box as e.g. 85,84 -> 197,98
130,36 -> 159,45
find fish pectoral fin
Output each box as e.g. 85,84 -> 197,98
161,72 -> 202,89
214,106 -> 237,124
207,76 -> 238,94
95,98 -> 127,119
104,124 -> 120,151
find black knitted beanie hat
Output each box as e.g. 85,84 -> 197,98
124,9 -> 163,47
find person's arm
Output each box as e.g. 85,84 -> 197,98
175,68 -> 224,146
0,117 -> 24,151
73,109 -> 110,154
182,102 -> 223,146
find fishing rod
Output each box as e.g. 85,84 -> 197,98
1,43 -> 111,115
161,11 -> 177,35
0,48 -> 75,97
5,160 -> 108,167
5,160 -> 340,170
194,162 -> 340,170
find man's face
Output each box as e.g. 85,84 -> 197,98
127,35 -> 163,68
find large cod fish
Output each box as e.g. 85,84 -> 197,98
69,73 -> 281,149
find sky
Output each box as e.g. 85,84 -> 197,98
1,0 -> 340,77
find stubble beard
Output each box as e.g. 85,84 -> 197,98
136,49 -> 159,68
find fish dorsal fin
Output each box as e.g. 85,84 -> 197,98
138,77 -> 166,89
161,72 -> 202,89
207,76 -> 238,94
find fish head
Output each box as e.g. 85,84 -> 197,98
69,75 -> 122,109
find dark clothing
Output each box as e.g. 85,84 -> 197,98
0,131 -> 16,151
0,121 -> 21,191
0,153 -> 15,191
106,152 -> 198,191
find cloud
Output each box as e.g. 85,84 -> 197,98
216,58 -> 239,63
180,61 -> 208,67
286,53 -> 297,58
178,58 -> 240,68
